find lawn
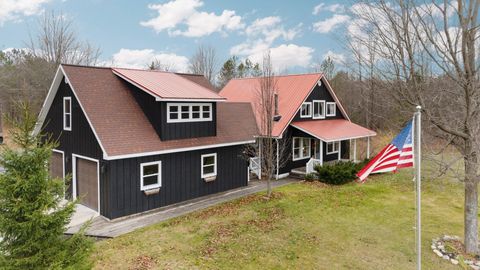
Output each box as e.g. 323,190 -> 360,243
92,168 -> 469,269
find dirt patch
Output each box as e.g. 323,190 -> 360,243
129,255 -> 157,270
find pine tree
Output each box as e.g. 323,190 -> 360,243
0,102 -> 93,269
217,56 -> 238,89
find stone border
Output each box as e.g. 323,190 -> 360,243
431,235 -> 480,269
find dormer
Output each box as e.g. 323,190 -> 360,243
112,68 -> 225,141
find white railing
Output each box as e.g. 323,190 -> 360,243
306,158 -> 322,174
249,157 -> 261,179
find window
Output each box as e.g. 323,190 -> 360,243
326,102 -> 336,117
201,153 -> 217,178
300,102 -> 312,118
293,137 -> 311,161
63,97 -> 72,131
327,141 -> 340,154
167,103 -> 212,123
313,100 -> 325,119
140,161 -> 162,191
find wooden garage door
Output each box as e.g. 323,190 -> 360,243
49,152 -> 64,179
76,157 -> 98,211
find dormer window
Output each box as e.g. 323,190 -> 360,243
167,103 -> 212,123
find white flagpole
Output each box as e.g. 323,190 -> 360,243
414,105 -> 422,270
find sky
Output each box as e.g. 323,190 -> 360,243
0,0 -> 355,73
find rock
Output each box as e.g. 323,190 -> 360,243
443,255 -> 450,260
433,249 -> 443,257
438,245 -> 445,250
470,265 -> 480,270
431,245 -> 436,250
465,260 -> 473,265
451,259 -> 459,265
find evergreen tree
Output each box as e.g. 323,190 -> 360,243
217,56 -> 238,89
0,103 -> 93,269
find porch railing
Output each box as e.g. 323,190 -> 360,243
249,157 -> 261,179
306,158 -> 322,174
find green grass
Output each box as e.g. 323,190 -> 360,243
92,169 -> 471,270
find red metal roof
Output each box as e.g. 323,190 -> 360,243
291,119 -> 376,142
112,68 -> 224,101
219,73 -> 349,137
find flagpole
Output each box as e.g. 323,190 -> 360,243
415,105 -> 422,270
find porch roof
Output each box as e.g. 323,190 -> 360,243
291,119 -> 376,142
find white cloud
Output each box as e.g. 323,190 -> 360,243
313,14 -> 350,33
229,16 -> 311,70
323,50 -> 345,64
109,49 -> 189,72
140,0 -> 244,37
0,0 -> 50,25
312,3 -> 345,15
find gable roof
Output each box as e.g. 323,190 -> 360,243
176,73 -> 218,92
219,73 -> 350,138
35,64 -> 257,160
112,68 -> 224,101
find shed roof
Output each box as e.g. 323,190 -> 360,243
112,68 -> 224,101
291,119 -> 376,142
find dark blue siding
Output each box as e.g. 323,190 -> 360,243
104,145 -> 248,219
42,80 -> 107,214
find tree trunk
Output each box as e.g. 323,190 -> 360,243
464,154 -> 479,254
266,176 -> 272,197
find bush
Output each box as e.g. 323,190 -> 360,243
304,173 -> 317,182
314,158 -> 371,185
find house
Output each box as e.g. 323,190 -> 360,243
220,73 -> 376,178
35,64 -> 257,219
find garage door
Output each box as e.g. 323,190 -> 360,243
49,151 -> 64,179
75,157 -> 99,212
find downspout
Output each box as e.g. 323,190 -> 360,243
276,138 -> 279,179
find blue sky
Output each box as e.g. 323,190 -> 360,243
0,0 -> 353,72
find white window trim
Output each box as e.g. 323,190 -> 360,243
326,102 -> 336,117
312,100 -> 326,119
63,97 -> 72,131
140,161 -> 162,191
201,153 -> 217,178
292,137 -> 311,161
300,102 -> 312,118
167,103 -> 212,123
326,141 -> 340,154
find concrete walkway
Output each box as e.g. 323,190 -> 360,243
66,178 -> 299,238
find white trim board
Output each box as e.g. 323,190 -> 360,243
52,149 -> 66,197
105,140 -> 256,160
201,153 -> 217,178
72,153 -> 100,214
140,161 -> 162,191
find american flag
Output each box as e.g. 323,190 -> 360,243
357,120 -> 414,183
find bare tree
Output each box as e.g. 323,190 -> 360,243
348,0 -> 480,254
189,45 -> 218,85
147,58 -> 174,72
253,52 -> 290,197
27,11 -> 101,67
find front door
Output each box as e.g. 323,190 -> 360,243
313,139 -> 322,159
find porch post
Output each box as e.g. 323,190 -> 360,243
275,138 -> 279,179
320,140 -> 323,166
353,139 -> 357,163
338,141 -> 341,161
367,137 -> 370,159
258,139 -> 262,180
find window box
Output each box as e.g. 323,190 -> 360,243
203,175 -> 217,182
143,188 -> 160,195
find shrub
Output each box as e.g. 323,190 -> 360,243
304,173 -> 317,182
314,160 -> 369,185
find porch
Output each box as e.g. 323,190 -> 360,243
290,119 -> 376,176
